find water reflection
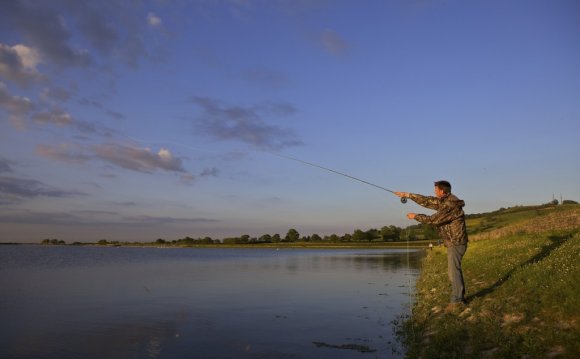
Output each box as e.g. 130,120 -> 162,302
0,247 -> 423,359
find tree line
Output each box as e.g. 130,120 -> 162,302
39,224 -> 440,246
159,224 -> 438,246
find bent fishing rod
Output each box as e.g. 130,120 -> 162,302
272,153 -> 407,204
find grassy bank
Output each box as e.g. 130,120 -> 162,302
399,205 -> 580,359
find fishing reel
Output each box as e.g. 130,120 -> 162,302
401,198 -> 407,204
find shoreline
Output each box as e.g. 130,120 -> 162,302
1,241 -> 434,249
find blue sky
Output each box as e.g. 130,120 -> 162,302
1,0 -> 579,243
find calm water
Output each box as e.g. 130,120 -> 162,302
0,246 -> 423,359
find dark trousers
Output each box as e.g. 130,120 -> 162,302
447,243 -> 467,303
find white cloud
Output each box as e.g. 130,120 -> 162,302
0,43 -> 42,84
12,44 -> 41,70
147,12 -> 163,27
158,148 -> 173,161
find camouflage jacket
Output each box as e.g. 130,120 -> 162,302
409,193 -> 468,247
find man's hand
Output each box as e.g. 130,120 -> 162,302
407,213 -> 417,220
394,191 -> 410,198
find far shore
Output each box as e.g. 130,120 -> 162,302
1,240 -> 433,250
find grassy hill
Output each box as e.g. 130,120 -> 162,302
399,203 -> 580,359
467,203 -> 580,238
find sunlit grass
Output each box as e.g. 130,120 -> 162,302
466,204 -> 579,235
399,222 -> 579,358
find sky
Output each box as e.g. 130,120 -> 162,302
1,0 -> 579,243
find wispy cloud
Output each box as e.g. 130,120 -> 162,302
0,157 -> 15,173
106,110 -> 125,120
319,29 -> 349,55
36,143 -> 91,164
0,1 -> 155,69
40,87 -> 73,103
111,201 -> 137,207
0,0 -> 165,141
241,67 -> 290,90
32,108 -> 74,126
30,107 -> 115,137
78,97 -> 126,120
36,141 -> 203,179
0,82 -> 34,116
0,209 -> 219,226
0,1 -> 91,68
93,143 -> 186,173
181,167 -> 219,184
0,176 -> 85,204
122,215 -> 219,225
0,210 -> 84,224
189,96 -> 302,150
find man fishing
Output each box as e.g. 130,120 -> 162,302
394,181 -> 468,312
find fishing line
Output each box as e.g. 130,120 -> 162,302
270,153 -> 408,204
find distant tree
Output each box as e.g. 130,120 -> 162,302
259,234 -> 272,242
563,200 -> 579,205
285,229 -> 299,242
222,237 -> 238,244
405,228 -> 418,241
342,233 -> 352,242
180,237 -> 195,244
50,239 -> 59,245
41,239 -> 50,245
421,224 -> 439,240
311,233 -> 322,241
352,229 -> 368,241
200,237 -> 213,244
272,233 -> 281,242
240,234 -> 250,243
329,234 -> 340,242
97,239 -> 108,245
156,238 -> 166,244
366,229 -> 380,241
381,225 -> 401,241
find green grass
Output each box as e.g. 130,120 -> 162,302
466,204 -> 578,235
399,205 -> 580,359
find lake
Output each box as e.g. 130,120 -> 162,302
0,246 -> 423,359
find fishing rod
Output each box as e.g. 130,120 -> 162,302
272,153 -> 407,204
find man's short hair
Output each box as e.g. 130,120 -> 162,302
434,180 -> 452,194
